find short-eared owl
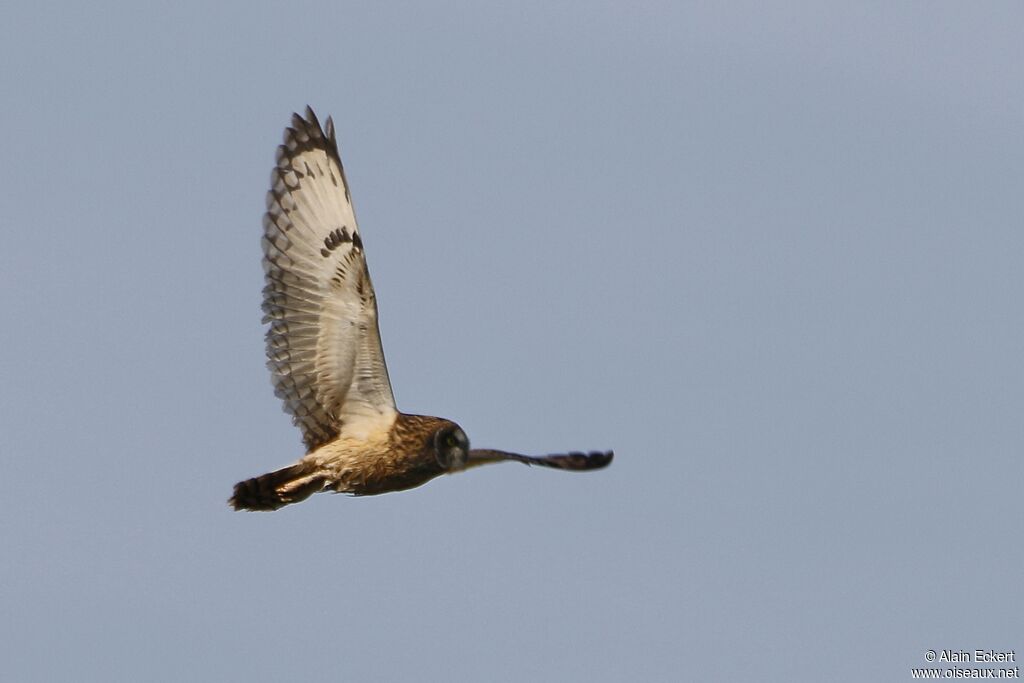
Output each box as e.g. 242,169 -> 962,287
230,107 -> 612,511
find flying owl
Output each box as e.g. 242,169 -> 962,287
229,107 -> 612,511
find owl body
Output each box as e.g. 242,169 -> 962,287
312,414 -> 455,496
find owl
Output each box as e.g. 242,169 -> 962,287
230,108 -> 611,511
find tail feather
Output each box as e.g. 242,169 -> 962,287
229,463 -> 326,511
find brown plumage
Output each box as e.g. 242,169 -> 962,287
229,107 -> 612,512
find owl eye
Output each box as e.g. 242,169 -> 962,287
434,426 -> 468,470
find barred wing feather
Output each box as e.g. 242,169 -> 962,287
262,107 -> 396,452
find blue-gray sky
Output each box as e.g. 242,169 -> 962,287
2,3 -> 1021,681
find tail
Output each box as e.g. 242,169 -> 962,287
229,462 -> 327,511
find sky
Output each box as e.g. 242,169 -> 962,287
1,2 -> 1022,681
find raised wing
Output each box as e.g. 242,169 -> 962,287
262,107 -> 396,452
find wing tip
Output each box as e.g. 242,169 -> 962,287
579,450 -> 614,469
282,105 -> 344,170
301,105 -> 323,135
324,115 -> 336,145
302,106 -> 335,142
